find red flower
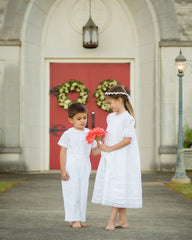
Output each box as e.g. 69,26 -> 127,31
86,127 -> 107,144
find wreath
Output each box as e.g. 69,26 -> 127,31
94,79 -> 121,112
57,80 -> 89,109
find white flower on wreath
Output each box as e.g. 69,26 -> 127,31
57,80 -> 89,109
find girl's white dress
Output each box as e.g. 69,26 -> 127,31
92,111 -> 142,208
58,127 -> 96,222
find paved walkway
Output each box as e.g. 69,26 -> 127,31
0,171 -> 192,240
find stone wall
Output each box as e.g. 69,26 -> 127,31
175,0 -> 192,40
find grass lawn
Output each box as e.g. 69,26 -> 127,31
165,182 -> 192,200
0,181 -> 19,193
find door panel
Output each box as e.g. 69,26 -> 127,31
50,63 -> 130,170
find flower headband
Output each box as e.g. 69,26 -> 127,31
105,91 -> 132,104
105,92 -> 129,97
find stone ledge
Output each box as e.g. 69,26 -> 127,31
0,147 -> 21,154
159,40 -> 192,47
159,146 -> 192,154
0,40 -> 21,46
159,146 -> 177,154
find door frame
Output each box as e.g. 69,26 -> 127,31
44,58 -> 136,170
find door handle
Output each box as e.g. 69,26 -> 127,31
50,124 -> 66,136
92,112 -> 95,129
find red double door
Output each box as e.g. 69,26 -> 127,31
50,63 -> 130,170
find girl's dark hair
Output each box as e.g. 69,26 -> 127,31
105,85 -> 135,119
68,102 -> 87,118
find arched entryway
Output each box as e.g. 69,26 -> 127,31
20,0 -> 162,171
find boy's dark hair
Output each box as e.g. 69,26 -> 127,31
68,102 -> 87,118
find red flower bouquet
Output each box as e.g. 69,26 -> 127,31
86,127 -> 107,144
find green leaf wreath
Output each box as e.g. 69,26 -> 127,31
94,79 -> 121,112
57,80 -> 89,109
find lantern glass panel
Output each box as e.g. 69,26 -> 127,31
175,61 -> 186,73
92,29 -> 97,43
84,29 -> 90,43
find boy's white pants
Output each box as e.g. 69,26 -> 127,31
61,166 -> 90,222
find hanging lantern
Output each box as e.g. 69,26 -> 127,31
83,0 -> 98,48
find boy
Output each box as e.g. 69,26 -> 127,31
58,103 -> 100,228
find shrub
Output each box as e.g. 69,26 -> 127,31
183,125 -> 192,148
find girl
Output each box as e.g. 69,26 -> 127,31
92,85 -> 142,230
58,103 -> 100,228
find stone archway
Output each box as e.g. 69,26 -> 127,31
0,0 -> 180,42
